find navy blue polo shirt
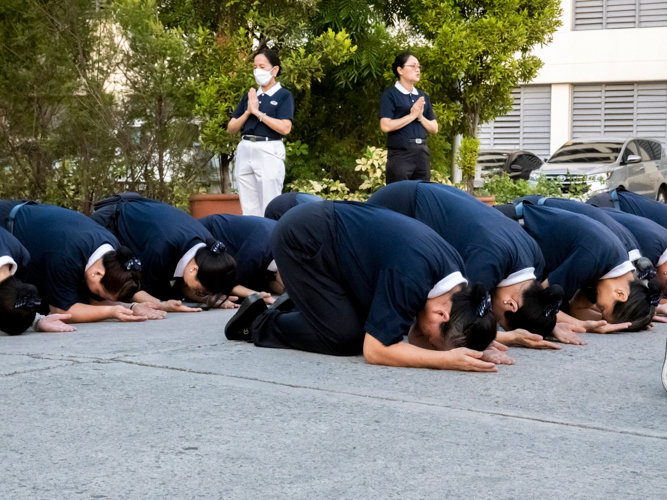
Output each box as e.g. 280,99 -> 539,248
264,192 -> 323,221
10,204 -> 120,310
198,214 -> 276,290
520,203 -> 631,300
380,84 -> 436,150
231,83 -> 295,140
368,181 -> 544,290
601,208 -> 667,267
0,227 -> 31,281
109,199 -> 213,300
333,201 -> 467,346
613,189 -> 667,230
516,196 -> 641,261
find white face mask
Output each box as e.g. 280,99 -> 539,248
254,67 -> 274,87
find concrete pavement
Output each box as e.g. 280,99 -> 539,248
2,309 -> 667,499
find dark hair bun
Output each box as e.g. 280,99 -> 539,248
115,246 -> 134,265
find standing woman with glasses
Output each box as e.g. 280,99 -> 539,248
380,52 -> 438,184
228,49 -> 295,216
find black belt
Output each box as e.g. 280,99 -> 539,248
242,135 -> 280,142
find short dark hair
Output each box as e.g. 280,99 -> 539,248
440,283 -> 497,351
254,49 -> 281,76
611,279 -> 662,332
506,282 -> 564,337
194,238 -> 237,297
100,246 -> 142,302
392,52 -> 415,79
0,278 -> 39,335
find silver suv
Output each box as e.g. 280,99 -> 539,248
529,137 -> 667,201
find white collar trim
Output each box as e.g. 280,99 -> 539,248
658,248 -> 667,267
174,243 -> 207,278
267,260 -> 278,273
601,260 -> 635,280
0,256 -> 18,276
86,244 -> 115,271
258,82 -> 282,96
395,81 -> 419,95
497,267 -> 536,288
628,249 -> 642,262
428,272 -> 468,299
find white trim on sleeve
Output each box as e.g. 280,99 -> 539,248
0,256 -> 18,276
86,244 -> 115,271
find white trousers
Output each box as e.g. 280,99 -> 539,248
235,139 -> 286,216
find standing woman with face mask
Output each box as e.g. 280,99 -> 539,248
228,49 -> 295,216
380,52 -> 438,184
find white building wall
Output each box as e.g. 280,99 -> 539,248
528,0 -> 667,153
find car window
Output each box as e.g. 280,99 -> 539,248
645,141 -> 663,161
621,142 -> 639,163
634,140 -> 653,161
548,142 -> 623,164
476,152 -> 507,171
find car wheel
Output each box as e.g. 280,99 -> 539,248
658,186 -> 667,204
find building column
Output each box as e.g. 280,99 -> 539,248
550,83 -> 572,156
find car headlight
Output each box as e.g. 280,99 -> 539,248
529,170 -> 541,182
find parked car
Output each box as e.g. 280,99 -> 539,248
474,149 -> 544,187
529,137 -> 667,201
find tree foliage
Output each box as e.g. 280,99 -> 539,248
0,0 -> 562,208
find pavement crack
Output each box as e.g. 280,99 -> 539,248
1,362 -> 80,377
110,358 -> 667,442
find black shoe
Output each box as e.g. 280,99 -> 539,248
268,293 -> 294,313
225,294 -> 268,341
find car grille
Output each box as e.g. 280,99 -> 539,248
544,174 -> 591,194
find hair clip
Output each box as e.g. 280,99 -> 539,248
637,267 -> 657,281
14,295 -> 42,311
544,299 -> 562,317
476,292 -> 492,317
649,292 -> 662,308
210,241 -> 225,255
124,258 -> 142,271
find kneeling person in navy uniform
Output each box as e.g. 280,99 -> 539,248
226,202 -> 509,372
368,181 -> 578,348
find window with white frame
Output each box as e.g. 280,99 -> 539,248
571,82 -> 667,146
574,0 -> 667,30
478,86 -> 552,158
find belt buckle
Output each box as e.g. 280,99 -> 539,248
415,138 -> 422,145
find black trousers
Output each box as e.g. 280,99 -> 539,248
251,202 -> 365,356
386,145 -> 431,184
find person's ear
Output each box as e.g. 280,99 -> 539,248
189,265 -> 198,275
615,286 -> 629,302
509,299 -> 518,313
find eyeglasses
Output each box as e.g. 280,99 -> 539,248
403,64 -> 421,70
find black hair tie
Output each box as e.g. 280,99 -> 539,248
209,240 -> 225,255
544,299 -> 562,317
14,293 -> 41,311
476,292 -> 492,317
124,258 -> 142,272
649,292 -> 662,308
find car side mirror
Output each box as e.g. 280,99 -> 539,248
625,154 -> 642,164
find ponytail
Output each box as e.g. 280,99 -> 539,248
440,283 -> 497,351
194,238 -> 237,296
611,278 -> 662,332
506,281 -> 564,337
100,246 -> 142,301
0,278 -> 40,335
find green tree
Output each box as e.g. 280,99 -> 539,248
413,0 -> 562,192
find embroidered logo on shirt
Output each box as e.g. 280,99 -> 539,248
270,100 -> 278,106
